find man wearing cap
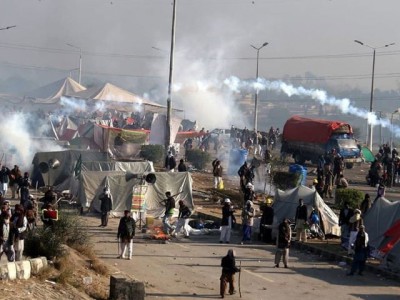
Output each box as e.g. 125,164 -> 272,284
241,200 -> 255,244
117,210 -> 136,260
220,198 -> 236,244
348,225 -> 369,276
348,209 -> 363,255
259,198 -> 274,243
9,165 -> 22,200
243,182 -> 255,205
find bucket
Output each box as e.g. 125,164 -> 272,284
289,164 -> 307,186
146,216 -> 154,227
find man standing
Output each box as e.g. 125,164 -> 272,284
177,159 -> 187,172
347,225 -> 369,276
339,202 -> 354,246
161,191 -> 176,234
274,218 -> 291,268
98,187 -> 113,227
18,172 -> 31,207
295,198 -> 308,242
237,162 -> 249,192
241,200 -> 255,244
0,166 -> 11,198
172,200 -> 191,238
259,198 -> 274,243
220,249 -> 240,298
212,159 -> 223,189
220,198 -> 236,244
9,165 -> 22,200
165,151 -> 177,172
117,210 -> 136,260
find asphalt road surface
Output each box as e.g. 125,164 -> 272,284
88,216 -> 400,300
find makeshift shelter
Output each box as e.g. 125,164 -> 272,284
74,171 -> 193,217
67,82 -> 165,113
363,197 -> 400,272
31,150 -> 108,187
273,185 -> 340,236
27,77 -> 86,107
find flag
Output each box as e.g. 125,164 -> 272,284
74,154 -> 82,177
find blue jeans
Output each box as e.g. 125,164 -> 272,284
242,225 -> 252,241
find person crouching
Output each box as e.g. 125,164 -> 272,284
220,249 -> 240,298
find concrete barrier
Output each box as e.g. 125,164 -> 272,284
30,257 -> 48,275
109,274 -> 145,300
16,260 -> 31,280
0,256 -> 47,281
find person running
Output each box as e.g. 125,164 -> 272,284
220,249 -> 241,298
117,210 -> 136,260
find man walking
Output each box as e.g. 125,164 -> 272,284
220,249 -> 240,298
295,198 -> 308,242
172,200 -> 191,238
9,165 -> 22,200
117,210 -> 136,260
274,218 -> 291,268
0,166 -> 11,198
99,187 -> 113,227
161,191 -> 176,234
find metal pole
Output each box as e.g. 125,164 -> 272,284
78,48 -> 82,84
390,113 -> 394,151
166,0 -> 177,151
254,48 -> 260,144
368,49 -> 376,151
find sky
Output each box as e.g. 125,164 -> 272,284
1,0 -> 400,128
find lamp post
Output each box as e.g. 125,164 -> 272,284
354,40 -> 395,151
390,109 -> 400,150
66,43 -> 82,84
250,42 -> 268,145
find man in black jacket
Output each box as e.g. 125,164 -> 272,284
0,166 -> 11,198
274,218 -> 291,268
117,210 -> 136,260
99,187 -> 113,227
219,198 -> 236,244
220,249 -> 240,298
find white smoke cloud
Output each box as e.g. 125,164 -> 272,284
0,112 -> 63,171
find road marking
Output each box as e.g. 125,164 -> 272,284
243,269 -> 274,282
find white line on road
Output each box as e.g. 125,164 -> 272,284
243,268 -> 275,282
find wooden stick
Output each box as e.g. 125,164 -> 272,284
238,260 -> 242,298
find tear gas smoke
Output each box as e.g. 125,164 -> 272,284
0,112 -> 63,171
223,76 -> 400,137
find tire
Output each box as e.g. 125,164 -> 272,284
346,163 -> 354,169
294,153 -> 305,165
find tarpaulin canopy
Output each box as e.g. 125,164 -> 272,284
273,185 -> 340,236
282,115 -> 353,144
74,171 -> 193,217
361,146 -> 375,163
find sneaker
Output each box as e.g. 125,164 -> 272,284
229,290 -> 236,295
284,265 -> 288,268
274,264 -> 279,268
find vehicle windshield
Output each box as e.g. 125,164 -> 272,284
337,139 -> 358,148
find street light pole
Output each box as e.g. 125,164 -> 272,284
166,0 -> 177,151
390,109 -> 400,151
354,40 -> 395,151
66,43 -> 82,84
250,42 -> 268,145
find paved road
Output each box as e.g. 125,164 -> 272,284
87,216 -> 400,300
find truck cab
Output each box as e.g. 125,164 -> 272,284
326,134 -> 361,168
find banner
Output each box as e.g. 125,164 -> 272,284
131,185 -> 148,212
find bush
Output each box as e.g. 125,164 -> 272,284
335,188 -> 365,208
273,172 -> 300,190
24,212 -> 90,260
140,145 -> 164,163
186,149 -> 211,170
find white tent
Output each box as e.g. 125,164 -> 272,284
27,77 -> 86,104
273,185 -> 340,236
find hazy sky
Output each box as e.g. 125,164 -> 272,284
1,0 -> 400,93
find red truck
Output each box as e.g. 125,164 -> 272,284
281,116 -> 362,168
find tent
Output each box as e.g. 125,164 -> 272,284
67,82 -> 165,112
74,171 -> 193,218
273,185 -> 340,236
27,77 -> 86,104
363,197 -> 400,272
